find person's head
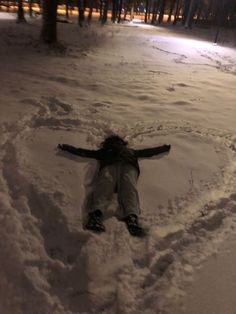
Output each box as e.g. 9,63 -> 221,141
101,135 -> 128,149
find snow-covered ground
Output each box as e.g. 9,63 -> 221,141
0,12 -> 236,314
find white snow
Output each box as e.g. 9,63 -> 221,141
0,12 -> 236,314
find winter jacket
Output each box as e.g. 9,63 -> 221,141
59,144 -> 171,175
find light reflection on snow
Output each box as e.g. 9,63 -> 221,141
149,34 -> 236,59
128,19 -> 236,54
0,12 -> 15,20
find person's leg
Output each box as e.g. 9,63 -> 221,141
117,163 -> 144,236
91,165 -> 117,214
117,163 -> 140,217
86,165 -> 117,232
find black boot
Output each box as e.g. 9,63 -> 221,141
85,210 -> 105,233
124,214 -> 144,237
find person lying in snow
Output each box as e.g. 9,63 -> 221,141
58,135 -> 171,237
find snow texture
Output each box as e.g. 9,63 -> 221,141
0,12 -> 236,314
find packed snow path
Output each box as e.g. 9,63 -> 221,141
0,15 -> 236,314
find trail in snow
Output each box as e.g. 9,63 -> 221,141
151,45 -> 236,75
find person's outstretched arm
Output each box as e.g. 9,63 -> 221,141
58,144 -> 100,159
134,144 -> 171,158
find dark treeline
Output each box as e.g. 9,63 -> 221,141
0,0 -> 235,43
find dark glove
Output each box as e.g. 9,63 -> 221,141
58,144 -> 70,151
164,144 -> 171,151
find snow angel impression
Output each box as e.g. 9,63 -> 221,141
58,135 -> 171,237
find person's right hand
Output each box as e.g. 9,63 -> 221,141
58,144 -> 68,150
164,144 -> 171,151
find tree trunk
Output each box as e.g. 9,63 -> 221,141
195,2 -> 203,25
29,0 -> 33,17
130,5 -> 134,21
118,0 -> 123,22
87,0 -> 93,23
173,0 -> 181,25
167,0 -> 175,22
151,0 -> 160,24
66,0 -> 69,19
228,0 -> 235,27
99,0 -> 103,20
144,0 -> 149,23
203,0 -> 213,23
103,0 -> 108,23
41,0 -> 58,44
38,0 -> 43,14
100,0 -> 108,23
111,0 -> 117,22
184,0 -> 198,28
182,0 -> 190,24
17,0 -> 26,23
151,2 -> 157,24
214,0 -> 224,43
78,0 -> 85,26
158,0 -> 166,24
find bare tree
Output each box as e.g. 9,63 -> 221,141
111,0 -> 118,22
144,0 -> 150,23
173,0 -> 181,25
167,0 -> 176,22
100,0 -> 108,23
158,0 -> 167,23
41,0 -> 58,44
78,0 -> 85,26
151,0 -> 161,24
184,0 -> 198,28
17,0 -> 26,23
28,0 -> 35,17
87,0 -> 94,23
66,0 -> 70,19
118,0 -> 123,22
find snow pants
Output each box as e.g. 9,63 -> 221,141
91,162 -> 140,217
